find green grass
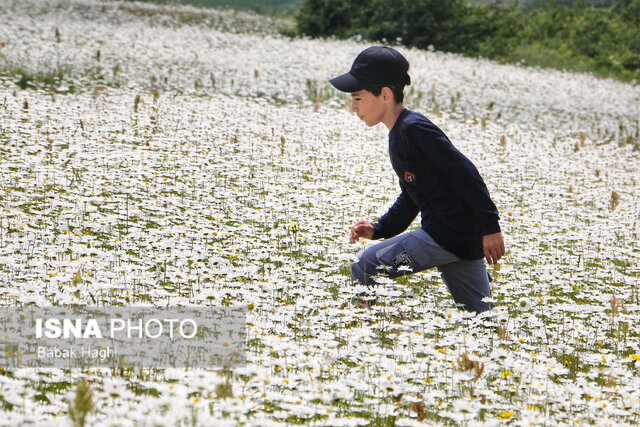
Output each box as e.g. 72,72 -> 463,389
496,42 -> 640,81
0,65 -> 76,93
134,0 -> 303,15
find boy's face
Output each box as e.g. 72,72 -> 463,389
350,89 -> 386,127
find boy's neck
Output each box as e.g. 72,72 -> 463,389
383,103 -> 405,130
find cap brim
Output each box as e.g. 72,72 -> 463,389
329,72 -> 367,93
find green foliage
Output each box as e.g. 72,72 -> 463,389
296,0 -> 640,81
500,2 -> 640,79
296,0 -> 473,52
523,0 -> 618,9
295,0 -> 355,37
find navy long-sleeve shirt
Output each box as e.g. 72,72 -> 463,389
372,108 -> 501,260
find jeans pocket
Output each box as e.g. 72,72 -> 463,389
398,234 -> 431,268
377,234 -> 432,275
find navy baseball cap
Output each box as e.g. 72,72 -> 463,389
330,46 -> 411,93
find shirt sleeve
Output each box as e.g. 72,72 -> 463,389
372,182 -> 419,240
406,122 -> 501,236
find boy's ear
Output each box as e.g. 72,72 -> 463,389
381,86 -> 394,103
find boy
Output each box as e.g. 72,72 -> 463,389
330,46 -> 505,313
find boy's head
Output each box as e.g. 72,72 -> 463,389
329,46 -> 410,104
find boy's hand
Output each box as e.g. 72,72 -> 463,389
350,220 -> 374,243
483,232 -> 505,265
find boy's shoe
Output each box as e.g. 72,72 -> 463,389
351,291 -> 377,309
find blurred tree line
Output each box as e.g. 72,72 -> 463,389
295,0 -> 640,80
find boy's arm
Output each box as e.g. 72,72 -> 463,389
372,183 -> 419,240
407,122 -> 501,236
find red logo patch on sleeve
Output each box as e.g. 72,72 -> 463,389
404,171 -> 416,184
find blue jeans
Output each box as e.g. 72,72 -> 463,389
350,229 -> 493,313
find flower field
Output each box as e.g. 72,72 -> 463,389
0,0 -> 639,425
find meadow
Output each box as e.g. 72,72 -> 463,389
0,0 -> 639,425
